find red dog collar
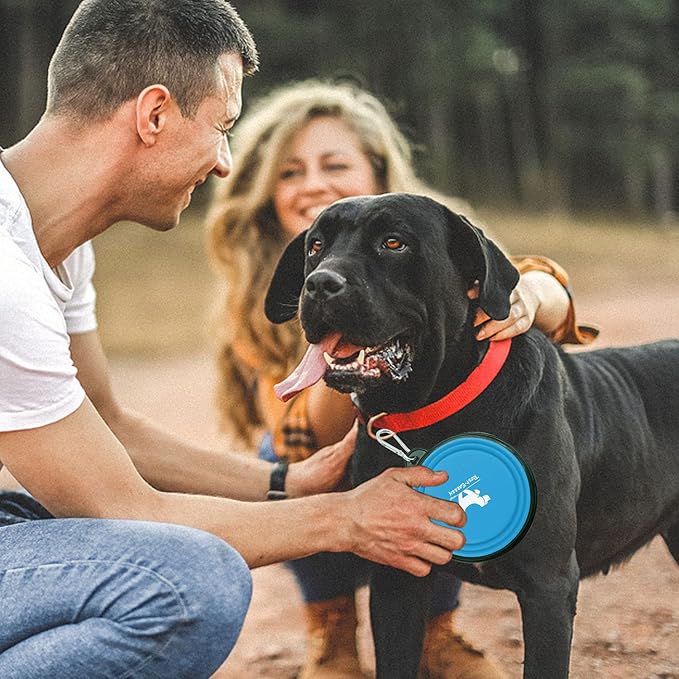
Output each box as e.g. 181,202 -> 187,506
358,338 -> 512,436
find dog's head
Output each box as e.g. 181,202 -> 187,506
265,193 -> 518,409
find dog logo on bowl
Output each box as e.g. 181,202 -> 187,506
456,488 -> 492,511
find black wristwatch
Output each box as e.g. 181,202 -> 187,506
266,459 -> 289,500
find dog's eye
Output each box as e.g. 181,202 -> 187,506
309,239 -> 323,255
383,237 -> 406,252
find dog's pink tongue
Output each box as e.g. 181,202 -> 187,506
275,332 -> 342,402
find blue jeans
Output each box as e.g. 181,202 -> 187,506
0,492 -> 252,678
259,435 -> 461,615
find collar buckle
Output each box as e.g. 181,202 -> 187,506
366,412 -> 388,439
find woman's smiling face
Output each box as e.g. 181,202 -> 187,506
273,116 -> 381,240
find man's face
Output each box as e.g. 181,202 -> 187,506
138,52 -> 243,231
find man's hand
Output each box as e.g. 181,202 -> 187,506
286,423 -> 357,498
336,466 -> 466,577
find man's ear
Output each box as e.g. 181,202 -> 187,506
264,230 -> 308,323
136,84 -> 172,146
446,210 -> 519,320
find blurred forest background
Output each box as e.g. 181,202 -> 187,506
1,0 -> 678,220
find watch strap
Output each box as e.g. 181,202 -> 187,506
266,459 -> 289,500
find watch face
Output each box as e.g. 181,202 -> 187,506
415,433 -> 536,561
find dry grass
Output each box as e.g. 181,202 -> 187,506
92,208 -> 222,356
92,206 -> 679,356
477,209 -> 679,297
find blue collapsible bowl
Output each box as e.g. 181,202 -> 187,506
414,433 -> 536,561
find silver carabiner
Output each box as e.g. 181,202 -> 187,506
374,428 -> 416,463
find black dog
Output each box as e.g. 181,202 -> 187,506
265,193 -> 679,679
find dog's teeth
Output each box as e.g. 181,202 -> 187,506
357,349 -> 366,365
323,352 -> 335,366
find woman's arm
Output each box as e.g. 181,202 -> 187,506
475,269 -> 570,341
474,255 -> 598,344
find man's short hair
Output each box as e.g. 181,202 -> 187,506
46,0 -> 258,120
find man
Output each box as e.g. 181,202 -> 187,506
0,1 -> 466,677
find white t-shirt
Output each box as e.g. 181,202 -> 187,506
0,158 -> 97,432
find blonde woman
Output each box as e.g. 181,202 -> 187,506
207,79 -> 595,679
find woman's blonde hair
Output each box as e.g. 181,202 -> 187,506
206,78 -> 467,445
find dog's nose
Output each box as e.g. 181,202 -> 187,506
305,270 -> 347,300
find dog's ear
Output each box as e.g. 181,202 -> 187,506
264,230 -> 307,323
446,211 -> 519,320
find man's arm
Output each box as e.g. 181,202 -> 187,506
68,330 -> 342,499
62,331 -> 467,574
0,396 -> 465,575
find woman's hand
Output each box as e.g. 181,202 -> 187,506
474,270 -> 570,341
285,422 -> 357,497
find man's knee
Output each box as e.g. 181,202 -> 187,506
124,524 -> 252,676
190,529 -> 253,636
0,520 -> 253,679
167,526 -> 253,669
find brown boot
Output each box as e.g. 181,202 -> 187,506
420,610 -> 506,679
298,595 -> 366,679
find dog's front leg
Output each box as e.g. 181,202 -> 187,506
516,553 -> 579,678
369,564 -> 432,679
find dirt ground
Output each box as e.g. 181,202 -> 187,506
1,216 -> 678,678
101,279 -> 679,679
